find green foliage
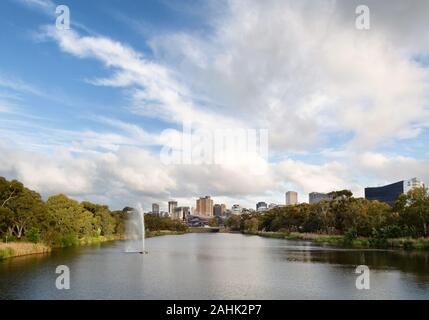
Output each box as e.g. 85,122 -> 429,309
225,214 -> 241,231
144,214 -> 188,232
26,228 -> 41,243
234,187 -> 429,245
0,177 -> 132,245
343,227 -> 358,245
368,228 -> 388,248
57,234 -> 78,247
0,247 -> 15,260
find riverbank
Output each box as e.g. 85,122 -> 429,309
244,231 -> 429,250
0,242 -> 51,260
146,230 -> 187,237
0,231 -> 188,261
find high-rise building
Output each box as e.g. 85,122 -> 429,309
196,196 -> 214,217
220,204 -> 226,214
286,191 -> 298,205
168,201 -> 178,217
173,206 -> 190,221
365,178 -> 425,207
152,203 -> 160,216
309,192 -> 333,204
256,202 -> 268,212
231,204 -> 242,215
213,204 -> 222,216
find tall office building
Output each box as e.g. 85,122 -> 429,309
152,203 -> 160,216
365,178 -> 425,206
256,202 -> 268,212
213,204 -> 222,216
196,196 -> 214,217
286,191 -> 298,205
173,206 -> 190,221
168,201 -> 178,217
220,204 -> 226,214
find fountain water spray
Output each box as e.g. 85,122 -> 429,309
125,203 -> 147,254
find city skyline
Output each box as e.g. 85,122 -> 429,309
152,176 -> 425,216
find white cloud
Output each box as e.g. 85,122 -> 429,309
2,0 -> 429,209
149,0 -> 429,151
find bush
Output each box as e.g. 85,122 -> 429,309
369,228 -> 388,248
384,225 -> 402,238
2,234 -> 16,243
57,234 -> 78,247
343,227 -> 358,245
26,228 -> 41,243
402,226 -> 418,238
0,247 -> 15,260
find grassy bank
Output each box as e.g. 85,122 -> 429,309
0,230 -> 187,260
146,230 -> 187,238
0,242 -> 51,260
244,231 -> 429,250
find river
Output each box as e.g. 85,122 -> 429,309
1,233 -> 428,299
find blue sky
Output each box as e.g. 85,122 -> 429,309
0,0 -> 428,211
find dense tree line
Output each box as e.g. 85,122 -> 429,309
225,188 -> 429,241
0,177 -> 183,245
144,214 -> 188,232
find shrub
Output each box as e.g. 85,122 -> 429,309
26,228 -> 41,243
2,234 -> 16,243
384,225 -> 402,238
369,228 -> 388,248
343,227 -> 357,245
0,247 -> 15,260
57,234 -> 78,247
402,226 -> 418,238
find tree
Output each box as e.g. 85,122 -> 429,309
243,217 -> 259,232
208,217 -> 219,227
46,194 -> 96,241
402,187 -> 429,237
328,190 -> 353,200
81,201 -> 115,236
5,188 -> 46,239
0,207 -> 13,237
225,215 -> 241,231
0,178 -> 24,208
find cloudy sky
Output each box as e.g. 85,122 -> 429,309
0,0 -> 428,211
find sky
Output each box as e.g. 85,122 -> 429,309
0,0 -> 428,211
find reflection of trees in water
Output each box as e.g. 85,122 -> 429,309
277,246 -> 429,280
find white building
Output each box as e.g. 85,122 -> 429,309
404,177 -> 425,193
286,191 -> 298,205
231,204 -> 242,215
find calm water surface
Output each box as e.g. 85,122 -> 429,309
1,233 -> 429,299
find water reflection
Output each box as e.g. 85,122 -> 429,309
0,233 -> 428,299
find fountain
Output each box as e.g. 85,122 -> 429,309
125,203 -> 147,254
